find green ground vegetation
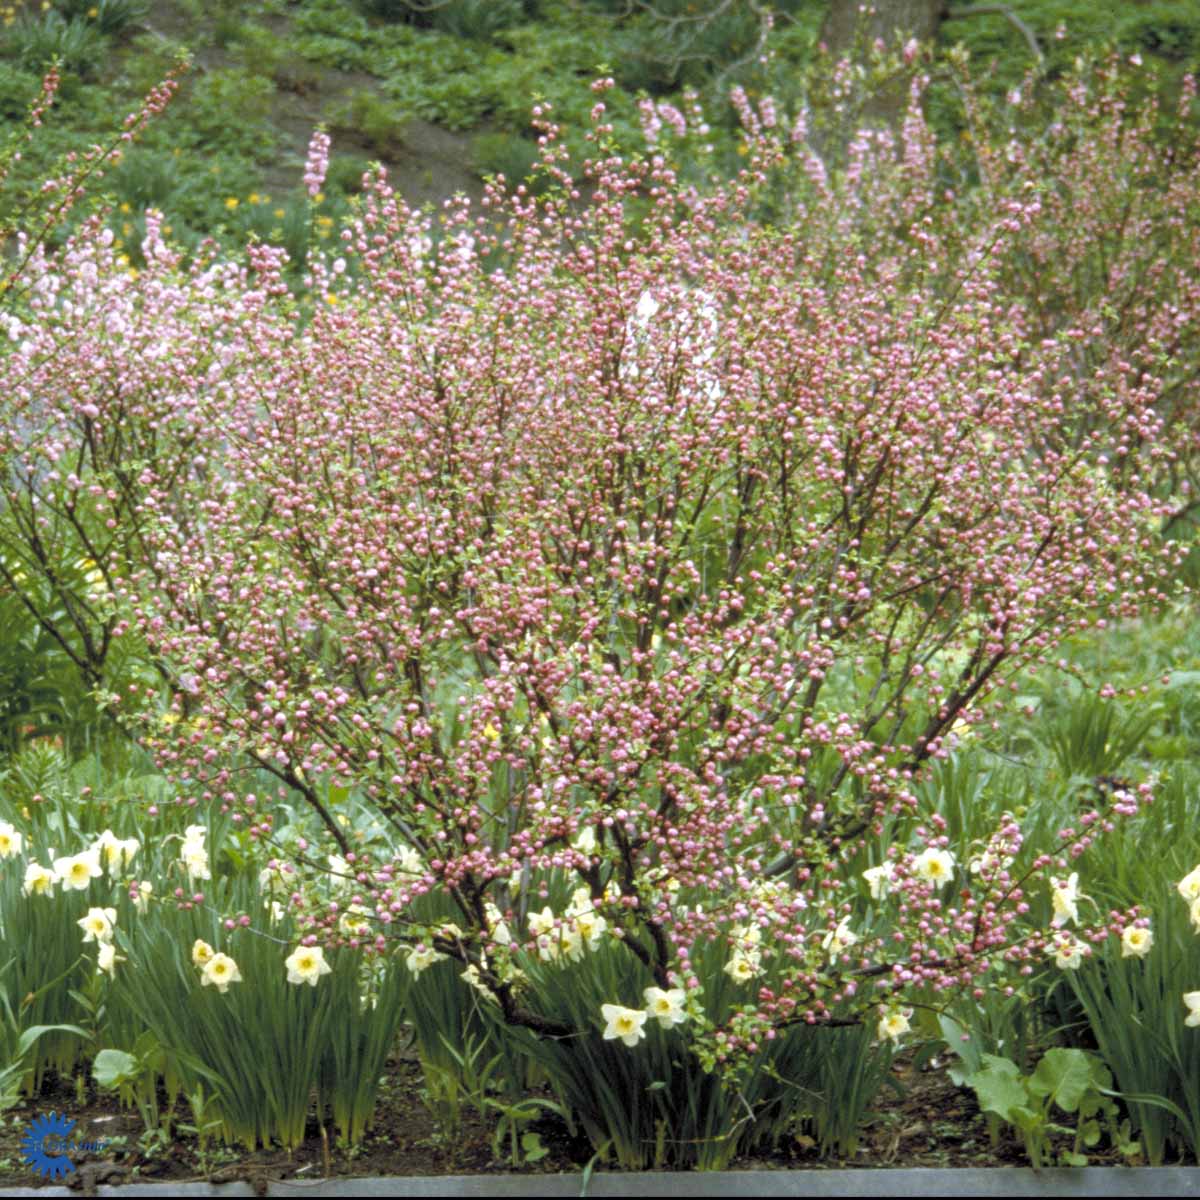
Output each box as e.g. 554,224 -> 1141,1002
0,0 -> 1193,263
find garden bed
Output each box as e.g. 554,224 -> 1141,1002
5,1049 -> 1187,1194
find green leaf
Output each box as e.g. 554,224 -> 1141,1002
521,1131 -> 549,1163
966,1056 -> 1028,1123
938,1013 -> 983,1084
93,1048 -> 138,1089
1010,1105 -> 1046,1135
1030,1048 -> 1093,1113
16,1024 -> 88,1056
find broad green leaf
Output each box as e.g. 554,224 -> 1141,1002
93,1048 -> 139,1089
938,1013 -> 983,1084
1030,1048 -> 1093,1112
967,1057 -> 1028,1123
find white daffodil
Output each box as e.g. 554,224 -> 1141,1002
1184,992 -> 1200,1028
54,850 -> 102,891
1190,896 -> 1200,934
644,986 -> 688,1028
117,836 -> 140,869
913,847 -> 956,889
192,939 -> 215,967
528,905 -> 557,937
134,881 -> 153,914
201,953 -> 242,994
601,1002 -> 648,1047
731,922 -> 762,950
77,906 -> 117,944
94,829 -> 139,873
97,942 -> 124,977
485,902 -> 512,945
573,826 -> 597,855
1178,865 -> 1200,903
555,925 -> 584,963
528,905 -> 568,962
723,953 -> 761,983
863,862 -> 896,900
1049,932 -> 1090,971
180,826 -> 210,882
1050,873 -> 1081,928
338,905 -> 371,938
877,1007 -> 913,1043
968,834 -> 1014,877
327,854 -> 352,886
574,908 -> 608,950
0,821 -> 23,859
396,845 -> 425,877
286,944 -> 332,986
259,864 -> 292,896
1121,925 -> 1153,958
405,943 -> 444,977
183,848 -> 210,883
821,917 -> 858,960
462,963 -> 499,1003
22,861 -> 55,898
182,824 -> 207,854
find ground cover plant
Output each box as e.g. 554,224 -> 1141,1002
0,1 -> 1196,266
1,17 -> 1200,1183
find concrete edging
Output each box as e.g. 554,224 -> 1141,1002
4,1168 -> 1200,1197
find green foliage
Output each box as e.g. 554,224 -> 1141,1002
57,0 -> 148,39
324,152 -> 373,196
92,1032 -> 181,1136
427,0 -> 526,44
0,996 -> 89,1113
0,60 -> 40,119
293,0 -> 374,70
0,0 -> 1191,263
1059,798 -> 1200,1165
103,865 -> 411,1151
360,0 -> 533,38
469,130 -> 541,189
4,10 -> 106,79
180,68 -> 277,161
0,859 -> 92,1089
107,146 -> 187,212
944,0 -> 1200,80
964,1048 -> 1138,1168
465,926 -> 893,1169
326,87 -> 409,156
0,588 -> 78,753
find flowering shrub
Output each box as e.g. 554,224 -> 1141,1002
1,54 -> 1198,1164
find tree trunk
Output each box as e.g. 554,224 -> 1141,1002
818,0 -> 948,130
819,0 -> 947,57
